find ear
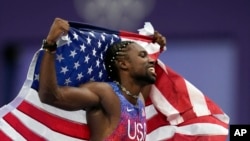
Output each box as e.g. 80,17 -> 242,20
116,59 -> 129,70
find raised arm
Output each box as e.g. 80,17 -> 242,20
38,18 -> 100,111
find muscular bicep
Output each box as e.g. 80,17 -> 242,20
47,85 -> 100,111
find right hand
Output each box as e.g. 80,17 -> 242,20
46,18 -> 69,45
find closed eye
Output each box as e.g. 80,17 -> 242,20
139,51 -> 148,58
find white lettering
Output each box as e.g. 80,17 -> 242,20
127,119 -> 146,141
128,119 -> 136,139
234,129 -> 247,136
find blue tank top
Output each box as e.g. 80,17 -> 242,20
104,82 -> 147,141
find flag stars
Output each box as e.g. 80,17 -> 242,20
99,70 -> 103,78
114,34 -> 119,38
87,66 -> 93,75
77,72 -> 84,80
61,66 -> 69,74
98,40 -> 102,48
87,36 -> 91,45
110,37 -> 114,45
64,78 -> 72,85
103,64 -> 106,70
104,45 -> 108,51
96,59 -> 100,67
89,31 -> 95,37
70,50 -> 77,58
74,61 -> 80,70
80,43 -> 86,52
90,76 -> 95,81
41,29 -> 117,88
34,74 -> 39,81
56,54 -> 64,62
92,48 -> 97,56
101,34 -> 105,41
62,35 -> 72,46
73,32 -> 79,40
84,55 -> 90,63
100,53 -> 103,60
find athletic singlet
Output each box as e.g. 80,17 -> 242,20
104,82 -> 147,141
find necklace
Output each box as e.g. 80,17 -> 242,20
114,81 -> 139,99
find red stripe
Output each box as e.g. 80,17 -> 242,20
3,112 -> 46,141
154,64 -> 197,121
0,130 -> 12,141
17,100 -> 90,140
178,115 -> 229,129
205,96 -> 225,114
120,30 -> 152,42
146,109 -> 170,134
149,52 -> 160,61
147,115 -> 228,140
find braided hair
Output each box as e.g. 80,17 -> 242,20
104,41 -> 134,81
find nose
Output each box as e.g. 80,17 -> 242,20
148,56 -> 156,65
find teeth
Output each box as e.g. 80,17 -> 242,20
148,67 -> 155,73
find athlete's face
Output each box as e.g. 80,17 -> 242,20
125,43 -> 156,85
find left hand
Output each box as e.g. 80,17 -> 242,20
153,31 -> 167,51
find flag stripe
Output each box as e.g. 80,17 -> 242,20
17,100 -> 89,139
166,134 -> 227,141
185,79 -> 211,116
146,121 -> 228,140
145,104 -> 157,120
0,129 -> 12,141
0,119 -> 26,141
3,112 -> 46,141
120,30 -> 152,42
157,64 -> 194,115
205,96 -> 225,114
11,108 -> 85,141
146,110 -> 170,133
24,88 -> 87,124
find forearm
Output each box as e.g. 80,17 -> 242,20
38,50 -> 59,103
38,18 -> 69,104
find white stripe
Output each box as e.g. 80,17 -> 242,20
176,123 -> 228,135
157,59 -> 168,74
145,104 -> 157,120
121,38 -> 160,55
213,114 -> 230,124
150,85 -> 184,125
185,79 -> 211,116
26,50 -> 40,81
25,88 -> 87,124
0,118 -> 26,141
146,123 -> 228,141
0,50 -> 39,118
12,109 -> 84,141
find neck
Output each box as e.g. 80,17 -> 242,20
114,81 -> 141,102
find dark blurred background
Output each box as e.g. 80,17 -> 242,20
0,0 -> 249,126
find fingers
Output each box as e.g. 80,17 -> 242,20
46,18 -> 70,44
55,18 -> 69,34
153,31 -> 167,47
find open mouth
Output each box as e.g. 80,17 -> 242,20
148,67 -> 156,77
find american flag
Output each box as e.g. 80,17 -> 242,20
0,21 -> 229,141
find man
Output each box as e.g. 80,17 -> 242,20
38,18 -> 166,141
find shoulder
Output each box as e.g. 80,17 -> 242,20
80,81 -> 112,88
79,81 -> 114,96
81,82 -> 120,111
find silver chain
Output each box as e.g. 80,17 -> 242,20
114,81 -> 139,99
